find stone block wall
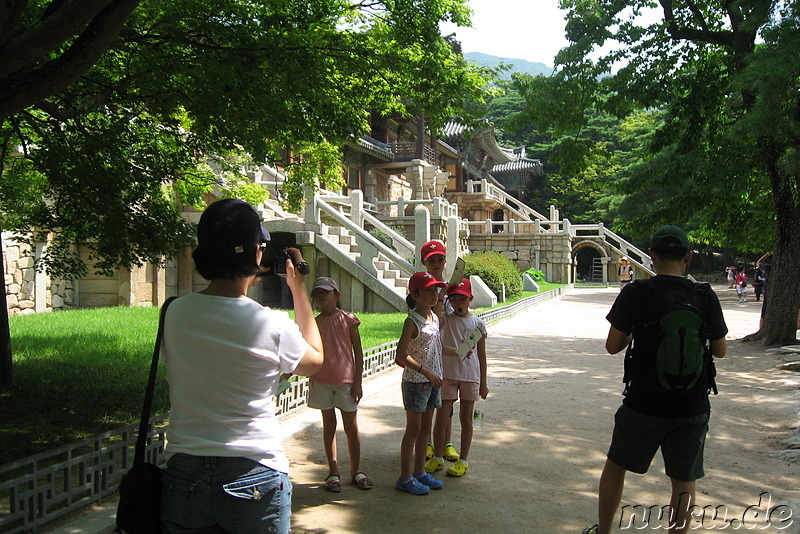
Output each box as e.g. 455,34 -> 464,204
466,231 -> 574,284
3,232 -> 74,315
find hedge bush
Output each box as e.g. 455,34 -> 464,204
463,251 -> 522,300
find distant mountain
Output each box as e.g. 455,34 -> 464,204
464,52 -> 555,78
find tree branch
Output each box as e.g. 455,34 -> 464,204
0,0 -> 27,39
658,0 -> 734,47
0,0 -> 116,79
0,0 -> 141,122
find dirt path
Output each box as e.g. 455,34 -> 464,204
283,285 -> 800,533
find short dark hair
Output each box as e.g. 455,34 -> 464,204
193,246 -> 261,280
650,246 -> 689,262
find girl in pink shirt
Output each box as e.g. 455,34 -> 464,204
308,277 -> 373,492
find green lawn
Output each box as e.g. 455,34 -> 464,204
0,282 -> 563,464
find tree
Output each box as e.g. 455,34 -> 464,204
0,0 -> 492,385
512,0 -> 799,345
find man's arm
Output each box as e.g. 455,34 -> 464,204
711,338 -> 726,359
605,326 -> 632,355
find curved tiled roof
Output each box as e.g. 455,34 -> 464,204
348,135 -> 394,160
491,157 -> 543,174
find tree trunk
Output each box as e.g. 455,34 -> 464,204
761,140 -> 800,346
0,237 -> 12,387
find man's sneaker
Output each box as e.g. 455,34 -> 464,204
425,457 -> 444,473
395,477 -> 430,495
446,459 -> 468,477
581,525 -> 598,534
443,443 -> 459,461
416,472 -> 443,490
425,443 -> 434,459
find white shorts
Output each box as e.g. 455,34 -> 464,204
307,382 -> 357,412
737,285 -> 746,294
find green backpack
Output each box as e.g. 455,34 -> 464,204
623,279 -> 718,397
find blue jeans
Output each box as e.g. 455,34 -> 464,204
160,453 -> 292,534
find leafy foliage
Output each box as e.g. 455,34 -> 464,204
507,0 -> 800,343
0,0 -> 493,279
463,251 -> 522,300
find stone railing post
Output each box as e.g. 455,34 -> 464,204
446,216 -> 460,272
414,205 -> 431,271
351,189 -> 364,229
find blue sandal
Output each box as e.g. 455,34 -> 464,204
395,477 -> 430,495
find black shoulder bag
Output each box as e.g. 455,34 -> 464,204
116,297 -> 176,534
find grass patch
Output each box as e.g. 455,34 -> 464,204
0,282 -> 564,464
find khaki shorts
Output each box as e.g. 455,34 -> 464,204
441,378 -> 480,401
307,382 -> 357,412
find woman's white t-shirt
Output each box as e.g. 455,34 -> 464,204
162,293 -> 307,473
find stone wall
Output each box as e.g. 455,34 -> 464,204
466,231 -> 574,284
3,232 -> 74,315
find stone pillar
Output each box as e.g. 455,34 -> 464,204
303,187 -> 320,227
177,245 -> 194,296
446,216 -> 460,271
601,256 -> 610,285
534,244 -> 541,271
34,242 -> 47,312
405,161 -> 425,200
364,167 -> 376,202
351,189 -> 364,229
118,266 -> 134,306
414,205 -> 431,271
153,258 -> 167,307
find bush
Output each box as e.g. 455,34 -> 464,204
368,227 -> 396,251
464,251 -> 522,300
523,268 -> 546,281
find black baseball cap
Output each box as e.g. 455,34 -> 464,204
196,199 -> 270,255
650,225 -> 689,250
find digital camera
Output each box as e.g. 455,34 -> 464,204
260,249 -> 310,276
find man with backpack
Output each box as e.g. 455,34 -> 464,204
583,225 -> 728,534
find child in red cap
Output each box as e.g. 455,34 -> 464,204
394,272 -> 447,495
420,240 -> 447,458
428,278 -> 488,477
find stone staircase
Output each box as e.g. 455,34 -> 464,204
258,197 -> 303,222
321,225 -> 409,297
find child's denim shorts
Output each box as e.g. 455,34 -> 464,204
401,380 -> 442,412
160,453 -> 292,533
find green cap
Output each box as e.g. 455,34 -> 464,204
650,225 -> 690,250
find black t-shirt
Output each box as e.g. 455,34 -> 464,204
606,275 -> 728,417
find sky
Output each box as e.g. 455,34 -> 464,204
441,0 -> 571,67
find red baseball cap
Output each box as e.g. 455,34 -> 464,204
447,278 -> 472,298
408,272 -> 447,293
420,240 -> 446,260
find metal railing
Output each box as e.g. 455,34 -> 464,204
0,286 -> 567,533
0,414 -> 168,534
